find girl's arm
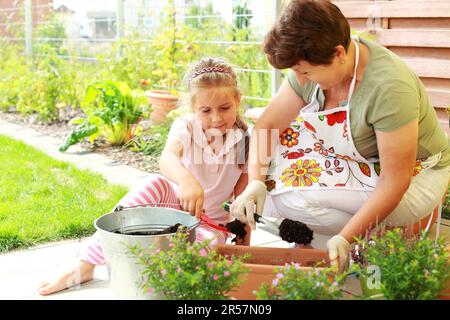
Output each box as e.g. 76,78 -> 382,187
159,138 -> 188,183
233,173 -> 248,198
338,119 -> 418,242
159,138 -> 204,218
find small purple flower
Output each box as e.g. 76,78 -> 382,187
276,272 -> 284,279
213,274 -> 219,281
224,271 -> 230,277
294,263 -> 300,270
199,249 -> 207,257
272,278 -> 279,286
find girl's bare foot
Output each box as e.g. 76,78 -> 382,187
38,260 -> 95,295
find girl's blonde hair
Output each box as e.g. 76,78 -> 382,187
184,57 -> 249,167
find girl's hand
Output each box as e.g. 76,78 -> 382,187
179,176 -> 204,218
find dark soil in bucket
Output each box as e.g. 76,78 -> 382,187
114,223 -> 183,236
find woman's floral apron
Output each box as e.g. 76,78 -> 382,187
266,40 -> 440,195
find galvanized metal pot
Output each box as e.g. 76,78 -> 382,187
94,206 -> 200,300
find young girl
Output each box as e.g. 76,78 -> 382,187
38,57 -> 250,295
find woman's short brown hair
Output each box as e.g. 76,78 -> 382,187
263,0 -> 350,69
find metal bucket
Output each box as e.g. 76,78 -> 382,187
94,206 -> 200,300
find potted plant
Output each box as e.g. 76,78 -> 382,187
131,230 -> 249,300
351,228 -> 450,300
215,244 -> 330,299
141,0 -> 198,125
142,82 -> 179,125
254,264 -> 348,300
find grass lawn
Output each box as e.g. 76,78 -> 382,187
0,134 -> 128,253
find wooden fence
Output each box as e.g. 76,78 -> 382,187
333,0 -> 450,134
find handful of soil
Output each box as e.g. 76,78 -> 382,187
114,223 -> 182,236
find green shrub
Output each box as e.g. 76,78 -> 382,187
255,264 -> 347,300
131,229 -> 249,300
352,228 -> 450,300
14,47 -> 81,123
0,40 -> 27,111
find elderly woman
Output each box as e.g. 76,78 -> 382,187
231,0 -> 449,273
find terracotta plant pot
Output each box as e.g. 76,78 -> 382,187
145,90 -> 179,125
216,244 -> 329,300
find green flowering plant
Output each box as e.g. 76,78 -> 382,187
131,229 -> 249,300
351,228 -> 450,300
255,264 -> 348,300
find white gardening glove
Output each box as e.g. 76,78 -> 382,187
230,180 -> 267,230
327,235 -> 350,274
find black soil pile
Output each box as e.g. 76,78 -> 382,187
278,219 -> 313,245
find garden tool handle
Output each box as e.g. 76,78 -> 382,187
221,201 -> 263,223
222,201 -> 281,236
114,204 -> 229,232
113,203 -> 181,212
199,215 -> 229,233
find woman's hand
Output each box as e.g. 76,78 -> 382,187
179,176 -> 204,218
230,180 -> 267,230
326,235 -> 350,274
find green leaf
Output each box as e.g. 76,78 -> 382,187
58,121 -> 98,152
